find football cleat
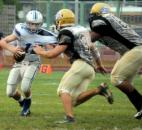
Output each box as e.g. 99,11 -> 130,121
98,82 -> 113,104
134,109 -> 142,119
55,115 -> 75,124
21,98 -> 31,117
21,109 -> 31,117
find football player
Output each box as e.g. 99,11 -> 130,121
34,9 -> 113,123
0,10 -> 57,116
89,2 -> 142,119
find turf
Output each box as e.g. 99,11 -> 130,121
0,68 -> 142,130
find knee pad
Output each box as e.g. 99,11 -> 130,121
57,88 -> 70,96
110,75 -> 123,87
21,77 -> 31,94
6,84 -> 16,97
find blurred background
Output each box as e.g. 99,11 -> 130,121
0,0 -> 142,71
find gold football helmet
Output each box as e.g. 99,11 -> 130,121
90,3 -> 111,16
55,9 -> 75,30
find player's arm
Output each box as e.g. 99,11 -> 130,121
0,34 -> 22,53
89,18 -> 109,42
90,31 -> 102,42
91,44 -> 107,74
45,44 -> 57,50
34,30 -> 72,58
33,44 -> 67,58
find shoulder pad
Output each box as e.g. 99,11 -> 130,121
38,28 -> 57,37
15,23 -> 25,30
58,29 -> 74,39
14,23 -> 26,37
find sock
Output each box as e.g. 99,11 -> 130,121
127,89 -> 142,111
25,96 -> 32,99
18,96 -> 24,102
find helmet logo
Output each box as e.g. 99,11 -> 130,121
100,7 -> 109,14
55,12 -> 62,20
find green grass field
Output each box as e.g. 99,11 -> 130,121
0,68 -> 142,130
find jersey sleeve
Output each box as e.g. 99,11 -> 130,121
12,23 -> 22,39
90,16 -> 110,35
44,36 -> 57,44
37,29 -> 58,45
58,29 -> 73,45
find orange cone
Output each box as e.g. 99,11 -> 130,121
39,64 -> 43,73
40,64 -> 48,73
46,64 -> 52,75
0,64 -> 3,70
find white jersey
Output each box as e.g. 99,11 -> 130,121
13,23 -> 57,62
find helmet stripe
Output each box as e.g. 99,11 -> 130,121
33,11 -> 37,20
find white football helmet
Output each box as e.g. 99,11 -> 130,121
26,10 -> 43,32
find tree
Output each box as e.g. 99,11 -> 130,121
0,0 -> 3,13
2,0 -> 22,19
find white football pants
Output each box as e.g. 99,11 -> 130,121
7,61 -> 40,97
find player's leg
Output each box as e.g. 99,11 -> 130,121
75,82 -> 113,107
56,59 -> 95,123
111,46 -> 142,118
7,67 -> 24,106
20,62 -> 39,116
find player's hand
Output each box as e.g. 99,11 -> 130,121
13,47 -> 26,62
95,66 -> 108,75
14,50 -> 25,58
11,46 -> 23,55
33,45 -> 45,55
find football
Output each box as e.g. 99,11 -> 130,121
13,51 -> 26,62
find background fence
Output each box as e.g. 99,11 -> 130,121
0,0 -> 142,71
